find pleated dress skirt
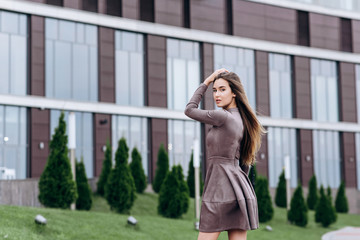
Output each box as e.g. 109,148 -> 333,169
199,156 -> 259,232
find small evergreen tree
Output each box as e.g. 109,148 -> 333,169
275,170 -> 286,208
97,140 -> 112,196
152,144 -> 169,193
38,112 -> 77,209
186,152 -> 204,198
315,186 -> 336,227
76,158 -> 92,210
327,187 -> 338,224
130,147 -> 147,193
255,176 -> 274,222
327,186 -> 332,204
335,181 -> 349,213
105,137 -> 136,213
174,165 -> 190,215
158,166 -> 184,218
307,175 -> 318,210
288,184 -> 308,227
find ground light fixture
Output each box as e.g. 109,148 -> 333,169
127,216 -> 137,226
34,215 -> 47,225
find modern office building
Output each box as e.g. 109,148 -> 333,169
0,0 -> 359,213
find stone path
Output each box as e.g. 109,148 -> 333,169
322,227 -> 360,240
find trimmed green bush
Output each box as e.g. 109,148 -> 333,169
275,170 -> 286,208
76,158 -> 92,210
288,184 -> 308,227
315,186 -> 336,227
158,166 -> 185,218
327,186 -> 332,204
174,165 -> 190,215
152,144 -> 169,193
335,181 -> 349,213
97,140 -> 112,196
255,176 -> 274,222
105,137 -> 136,213
130,147 -> 147,193
38,112 -> 77,209
307,175 -> 319,210
186,152 -> 203,198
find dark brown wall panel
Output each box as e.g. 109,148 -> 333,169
122,0 -> 140,19
64,0 -> 82,9
94,114 -> 111,177
256,132 -> 268,177
233,1 -> 296,44
150,119 -> 168,181
155,0 -> 183,27
98,0 -> 106,14
26,0 -> 45,3
294,56 -> 311,119
255,51 -> 270,116
30,16 -> 45,96
99,27 -> 115,103
299,130 -> 313,186
147,35 -> 167,108
30,109 -> 50,178
82,0 -> 98,12
309,13 -> 340,51
190,0 -> 227,34
341,133 -> 357,187
339,62 -> 357,123
353,20 -> 360,54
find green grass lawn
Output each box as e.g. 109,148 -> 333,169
0,192 -> 359,240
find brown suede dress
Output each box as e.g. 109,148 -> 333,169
184,83 -> 259,232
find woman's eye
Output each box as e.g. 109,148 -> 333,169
221,89 -> 225,91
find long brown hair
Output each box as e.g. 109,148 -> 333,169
214,72 -> 266,166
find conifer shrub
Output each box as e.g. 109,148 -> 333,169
275,170 -> 286,208
288,184 -> 308,227
327,186 -> 332,204
38,112 -> 77,209
76,158 -> 92,210
152,143 -> 169,193
174,165 -> 190,215
335,181 -> 349,213
97,140 -> 112,196
255,176 -> 274,222
130,147 -> 147,193
158,166 -> 189,218
105,137 -> 136,213
315,186 -> 336,227
307,175 -> 318,210
186,153 -> 204,198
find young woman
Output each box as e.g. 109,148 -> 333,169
184,68 -> 265,240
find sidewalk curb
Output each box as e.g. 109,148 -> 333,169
322,227 -> 360,240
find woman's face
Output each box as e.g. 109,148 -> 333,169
212,78 -> 236,109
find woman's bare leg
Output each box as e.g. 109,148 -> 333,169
228,229 -> 247,240
197,231 -> 221,240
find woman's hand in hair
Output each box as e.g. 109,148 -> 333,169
203,68 -> 229,86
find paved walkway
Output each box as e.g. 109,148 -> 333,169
322,227 -> 360,240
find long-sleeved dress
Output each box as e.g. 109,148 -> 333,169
184,83 -> 259,232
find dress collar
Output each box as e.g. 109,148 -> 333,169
226,107 -> 239,112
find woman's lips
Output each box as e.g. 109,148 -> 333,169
216,100 -> 221,103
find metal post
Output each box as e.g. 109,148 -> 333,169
284,155 -> 291,211
69,112 -> 76,210
193,138 -> 200,229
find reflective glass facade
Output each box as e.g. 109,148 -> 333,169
0,106 -> 27,179
214,45 -> 256,110
50,110 -> 94,178
168,120 -> 201,177
167,39 -> 200,111
0,11 -> 27,95
45,18 -> 98,101
115,31 -> 144,106
112,115 -> 148,176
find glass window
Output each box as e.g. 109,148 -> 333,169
167,39 -> 200,111
167,119 -> 201,177
45,18 -> 98,102
50,110 -> 94,178
267,127 -> 297,188
0,105 -> 27,179
313,130 -> 341,188
311,59 -> 338,122
0,11 -> 27,96
115,31 -> 144,106
214,45 -> 256,110
269,53 -> 293,119
112,115 -> 148,176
